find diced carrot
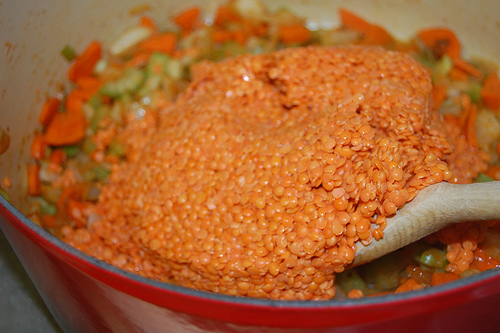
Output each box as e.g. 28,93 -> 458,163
480,72 -> 500,111
485,165 -> 500,180
41,215 -> 57,229
416,28 -> 461,59
443,113 -> 460,127
339,8 -> 371,32
465,104 -> 478,151
432,84 -> 447,109
431,271 -> 460,286
38,97 -> 61,127
339,9 -> 392,45
452,58 -> 482,78
212,29 -> 234,44
449,67 -> 469,82
68,41 -> 102,82
27,163 -> 41,196
497,141 -> 500,157
458,94 -> 472,128
44,108 -> 86,146
75,77 -> 104,101
173,6 -> 201,31
233,29 -> 248,46
140,15 -> 157,32
214,5 -> 242,26
278,24 -> 312,44
56,185 -> 82,214
30,134 -> 47,160
67,198 -> 88,227
395,278 -> 424,293
469,248 -> 500,271
49,148 -> 67,166
126,51 -> 152,68
139,32 -> 177,55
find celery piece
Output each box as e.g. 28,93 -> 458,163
0,188 -> 10,201
100,68 -> 145,98
61,45 -> 76,61
467,82 -> 482,104
61,144 -> 80,157
40,203 -> 57,215
418,248 -> 448,269
82,137 -> 97,154
107,139 -> 125,157
432,55 -> 453,83
475,173 -> 494,182
335,269 -> 367,294
93,165 -> 111,181
146,52 -> 171,76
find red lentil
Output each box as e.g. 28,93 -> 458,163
62,46 -> 461,300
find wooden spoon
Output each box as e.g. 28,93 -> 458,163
352,181 -> 500,266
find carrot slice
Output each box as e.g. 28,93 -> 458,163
278,24 -> 312,44
212,29 -> 234,44
480,72 -> 500,110
395,278 -> 424,293
431,272 -> 460,286
339,9 -> 391,45
139,32 -> 177,55
339,8 -> 371,32
30,134 -> 47,160
44,108 -> 86,146
140,16 -> 158,32
485,164 -> 500,180
49,148 -> 67,166
214,5 -> 242,26
27,163 -> 41,196
416,28 -> 461,59
452,58 -> 482,78
68,41 -> 102,82
173,7 -> 201,31
39,97 -> 61,127
465,104 -> 478,151
432,84 -> 447,109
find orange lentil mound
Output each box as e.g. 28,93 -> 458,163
63,46 -> 458,300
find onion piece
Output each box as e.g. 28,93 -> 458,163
109,26 -> 153,57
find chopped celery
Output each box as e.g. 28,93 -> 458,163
90,105 -> 112,132
88,94 -> 103,110
475,173 -> 494,182
61,45 -> 76,61
93,165 -> 111,181
417,248 -> 448,269
82,137 -> 97,154
146,53 -> 171,75
467,82 -> 482,104
0,188 -> 10,201
335,269 -> 367,294
432,55 -> 453,83
40,203 -> 57,215
100,68 -> 145,98
61,145 -> 80,157
107,139 -> 125,157
212,41 -> 246,61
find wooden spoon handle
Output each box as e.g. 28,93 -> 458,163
353,181 -> 500,266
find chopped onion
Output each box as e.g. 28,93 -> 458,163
109,26 -> 153,57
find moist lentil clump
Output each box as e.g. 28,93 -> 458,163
64,46 -> 456,300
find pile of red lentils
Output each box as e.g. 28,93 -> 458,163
64,46 -> 460,300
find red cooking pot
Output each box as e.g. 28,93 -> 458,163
1,0 -> 500,332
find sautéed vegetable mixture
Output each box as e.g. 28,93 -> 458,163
20,1 -> 500,299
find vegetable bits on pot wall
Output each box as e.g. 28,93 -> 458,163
22,1 -> 500,301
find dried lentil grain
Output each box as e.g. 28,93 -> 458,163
64,46 -> 462,300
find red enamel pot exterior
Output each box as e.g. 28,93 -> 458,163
1,1 -> 500,332
2,195 -> 500,332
